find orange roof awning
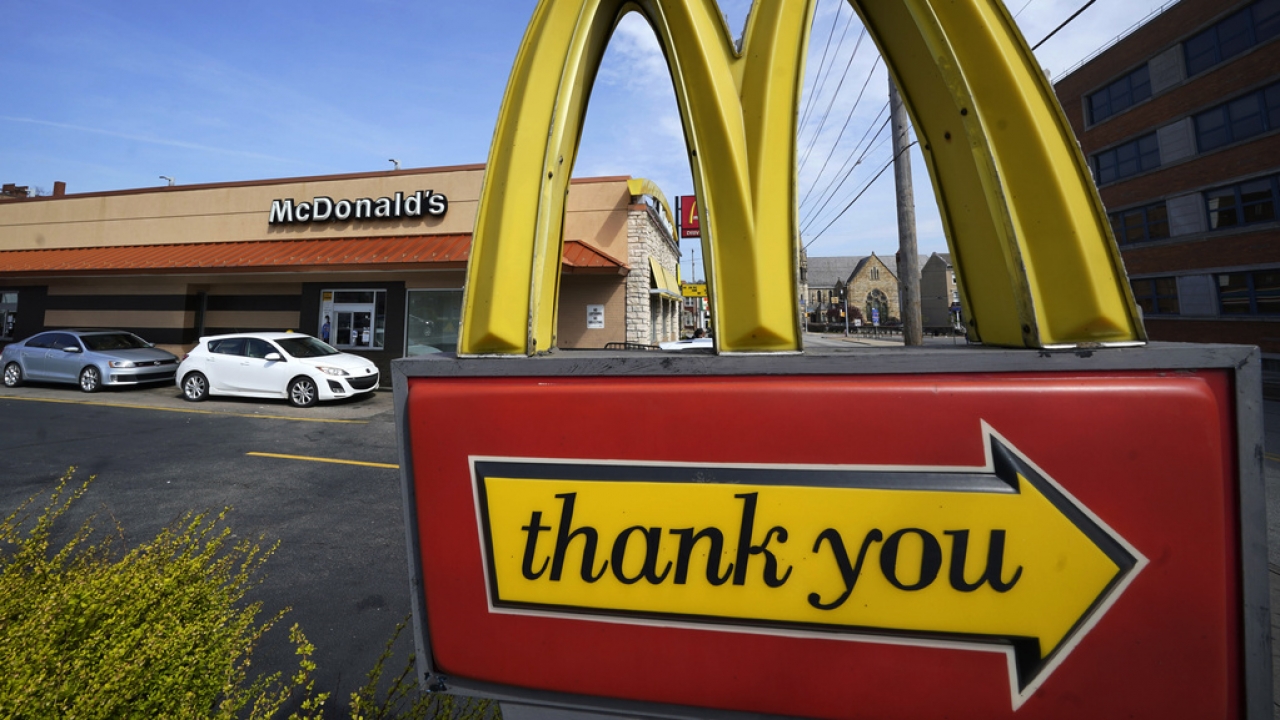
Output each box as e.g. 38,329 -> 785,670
561,240 -> 628,274
0,236 -> 630,276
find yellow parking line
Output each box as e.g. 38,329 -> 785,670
247,452 -> 398,469
1266,453 -> 1280,464
0,395 -> 367,424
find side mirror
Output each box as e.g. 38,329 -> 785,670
264,352 -> 283,362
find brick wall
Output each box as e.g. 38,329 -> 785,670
1055,0 -> 1253,137
1145,317 -> 1280,353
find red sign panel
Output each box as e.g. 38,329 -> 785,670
678,195 -> 700,238
405,371 -> 1242,719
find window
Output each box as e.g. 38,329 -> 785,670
1131,277 -> 1180,315
1185,1 -> 1280,77
45,333 -> 80,351
1092,133 -> 1159,185
244,338 -> 276,359
865,289 -> 889,324
1195,81 -> 1280,152
1109,202 -> 1170,244
1266,83 -> 1280,128
208,337 -> 245,355
0,291 -> 17,340
1218,269 -> 1280,314
870,266 -> 880,280
405,289 -> 463,356
1089,65 -> 1152,124
1206,175 -> 1279,230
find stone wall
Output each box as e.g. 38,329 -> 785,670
847,254 -> 901,322
626,203 -> 681,344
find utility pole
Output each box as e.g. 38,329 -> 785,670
890,77 -> 922,346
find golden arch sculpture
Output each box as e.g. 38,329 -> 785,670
459,0 -> 1146,355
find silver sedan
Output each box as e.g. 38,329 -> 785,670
1,329 -> 179,392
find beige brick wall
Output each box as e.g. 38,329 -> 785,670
558,275 -> 627,348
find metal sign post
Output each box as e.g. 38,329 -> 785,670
394,0 -> 1269,718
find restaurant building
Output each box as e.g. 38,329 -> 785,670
0,165 -> 684,379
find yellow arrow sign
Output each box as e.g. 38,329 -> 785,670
473,424 -> 1145,705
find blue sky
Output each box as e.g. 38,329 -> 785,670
3,0 -> 1177,275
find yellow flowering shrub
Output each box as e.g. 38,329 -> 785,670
0,469 -> 326,719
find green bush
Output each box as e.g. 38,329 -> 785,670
0,469 -> 327,719
0,469 -> 498,720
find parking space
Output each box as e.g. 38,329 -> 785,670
0,380 -> 405,708
0,379 -> 391,423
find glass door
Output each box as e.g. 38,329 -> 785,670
321,289 -> 387,351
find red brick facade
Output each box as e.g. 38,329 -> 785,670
1054,0 -> 1280,356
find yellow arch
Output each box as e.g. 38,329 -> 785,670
855,0 -> 1143,347
626,178 -> 675,232
459,0 -> 1144,355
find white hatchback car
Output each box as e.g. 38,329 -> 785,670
176,332 -> 380,408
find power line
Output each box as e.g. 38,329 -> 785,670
797,27 -> 868,174
804,139 -> 917,248
801,116 -> 892,237
800,110 -> 890,234
798,55 -> 882,210
798,0 -> 846,130
798,101 -> 890,226
1032,0 -> 1098,51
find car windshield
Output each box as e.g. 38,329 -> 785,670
275,336 -> 339,359
81,333 -> 151,351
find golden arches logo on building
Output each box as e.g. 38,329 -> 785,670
459,0 -> 1145,356
678,195 -> 700,239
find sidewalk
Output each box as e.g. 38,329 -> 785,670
816,333 -> 970,348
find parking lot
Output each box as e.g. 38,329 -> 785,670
0,380 -> 407,706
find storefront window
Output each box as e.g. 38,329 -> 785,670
0,291 -> 18,339
406,289 -> 463,355
319,289 -> 386,350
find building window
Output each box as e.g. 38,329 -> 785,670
865,289 -> 889,325
1089,64 -> 1152,124
1131,277 -> 1180,315
319,289 -> 386,350
1218,269 -> 1280,315
870,266 -> 880,280
1206,175 -> 1278,230
405,289 -> 462,356
1194,81 -> 1280,152
0,291 -> 16,339
1109,202 -> 1170,244
1092,133 -> 1159,185
1185,1 -> 1280,78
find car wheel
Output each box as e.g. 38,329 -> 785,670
181,372 -> 209,402
3,362 -> 22,388
287,377 -> 318,408
79,366 -> 102,393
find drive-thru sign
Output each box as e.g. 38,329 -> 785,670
394,0 -> 1271,718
